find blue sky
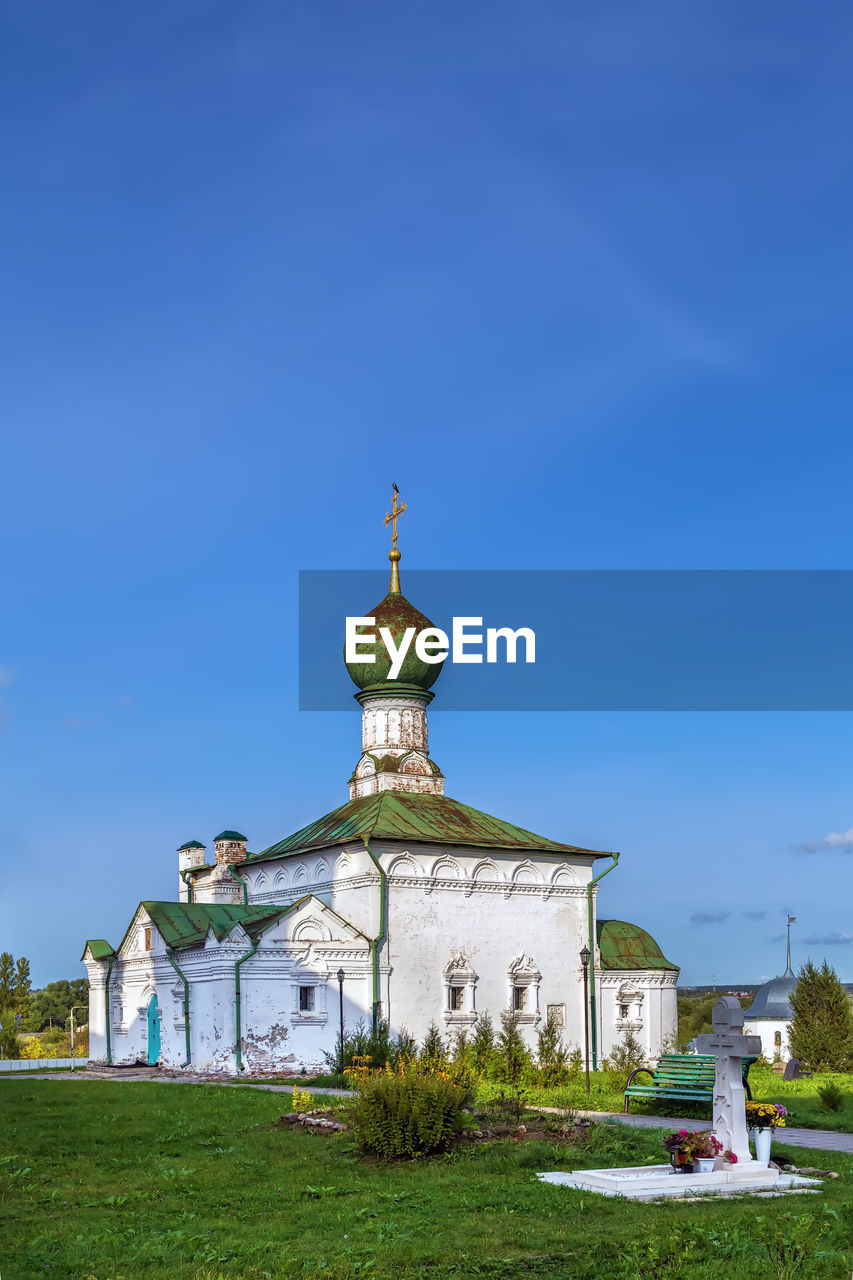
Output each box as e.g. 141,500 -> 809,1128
2,2 -> 852,987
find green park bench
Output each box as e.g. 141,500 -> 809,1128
624,1053 -> 757,1113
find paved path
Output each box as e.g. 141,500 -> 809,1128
570,1108 -> 853,1154
11,1071 -> 853,1153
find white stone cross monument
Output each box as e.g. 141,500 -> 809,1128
696,995 -> 761,1168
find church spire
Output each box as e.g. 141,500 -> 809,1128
784,914 -> 796,977
383,483 -> 407,594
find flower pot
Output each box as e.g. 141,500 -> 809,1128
750,1126 -> 772,1166
693,1157 -> 715,1174
670,1157 -> 694,1174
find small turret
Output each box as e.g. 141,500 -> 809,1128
177,840 -> 206,902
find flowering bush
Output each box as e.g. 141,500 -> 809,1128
663,1129 -> 722,1163
745,1101 -> 787,1129
685,1132 -> 723,1160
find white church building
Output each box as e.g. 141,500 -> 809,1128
84,507 -> 679,1074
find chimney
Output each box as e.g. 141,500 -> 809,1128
213,829 -> 248,866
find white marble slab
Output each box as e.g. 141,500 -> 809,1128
537,1164 -> 822,1201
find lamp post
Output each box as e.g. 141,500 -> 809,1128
69,1005 -> 88,1074
336,968 -> 345,1077
580,946 -> 591,1095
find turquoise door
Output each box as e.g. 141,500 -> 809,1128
147,994 -> 161,1064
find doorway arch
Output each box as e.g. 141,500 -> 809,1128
146,994 -> 161,1065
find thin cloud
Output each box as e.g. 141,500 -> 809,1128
741,910 -> 768,921
790,827 -> 853,854
804,932 -> 853,946
116,695 -> 134,710
0,667 -> 18,689
690,911 -> 730,926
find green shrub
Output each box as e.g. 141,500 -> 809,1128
817,1080 -> 846,1112
536,1012 -> 569,1086
607,1029 -> 647,1079
347,1072 -> 469,1158
323,1019 -> 412,1075
419,1020 -> 448,1072
471,1012 -> 496,1076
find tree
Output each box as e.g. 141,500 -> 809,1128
496,1009 -> 532,1119
0,1008 -> 20,1059
14,957 -> 31,1026
607,1028 -> 647,1078
471,1012 -> 496,1076
536,1012 -> 568,1086
0,953 -> 14,1011
675,992 -> 717,1050
419,1021 -> 448,1072
789,960 -> 853,1072
26,979 -> 89,1032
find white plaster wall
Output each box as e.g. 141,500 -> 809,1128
83,961 -> 108,1062
377,842 -> 595,1052
743,1018 -> 791,1062
598,971 -> 678,1064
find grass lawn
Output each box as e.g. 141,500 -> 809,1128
473,1066 -> 853,1133
1,1081 -> 852,1279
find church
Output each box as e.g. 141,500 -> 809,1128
83,495 -> 679,1074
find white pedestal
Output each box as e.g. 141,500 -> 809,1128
537,1164 -> 822,1202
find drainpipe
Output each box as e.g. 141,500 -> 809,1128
165,948 -> 192,1068
229,864 -> 249,906
180,869 -> 195,904
234,938 -> 259,1072
361,834 -> 387,1031
103,957 -> 115,1066
586,852 -> 619,1071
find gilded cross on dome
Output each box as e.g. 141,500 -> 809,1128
383,483 -> 407,593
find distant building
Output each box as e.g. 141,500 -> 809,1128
743,920 -> 797,1060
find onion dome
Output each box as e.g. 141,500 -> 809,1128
344,485 -> 445,697
345,591 -> 445,694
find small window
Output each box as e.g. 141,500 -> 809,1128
298,986 -> 315,1012
144,928 -> 152,952
512,986 -> 526,1012
449,986 -> 464,1012
620,1003 -> 630,1019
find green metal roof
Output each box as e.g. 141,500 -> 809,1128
81,939 -> 115,961
139,901 -> 297,951
214,830 -> 247,843
596,919 -> 678,971
177,840 -> 206,851
250,791 -> 612,864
